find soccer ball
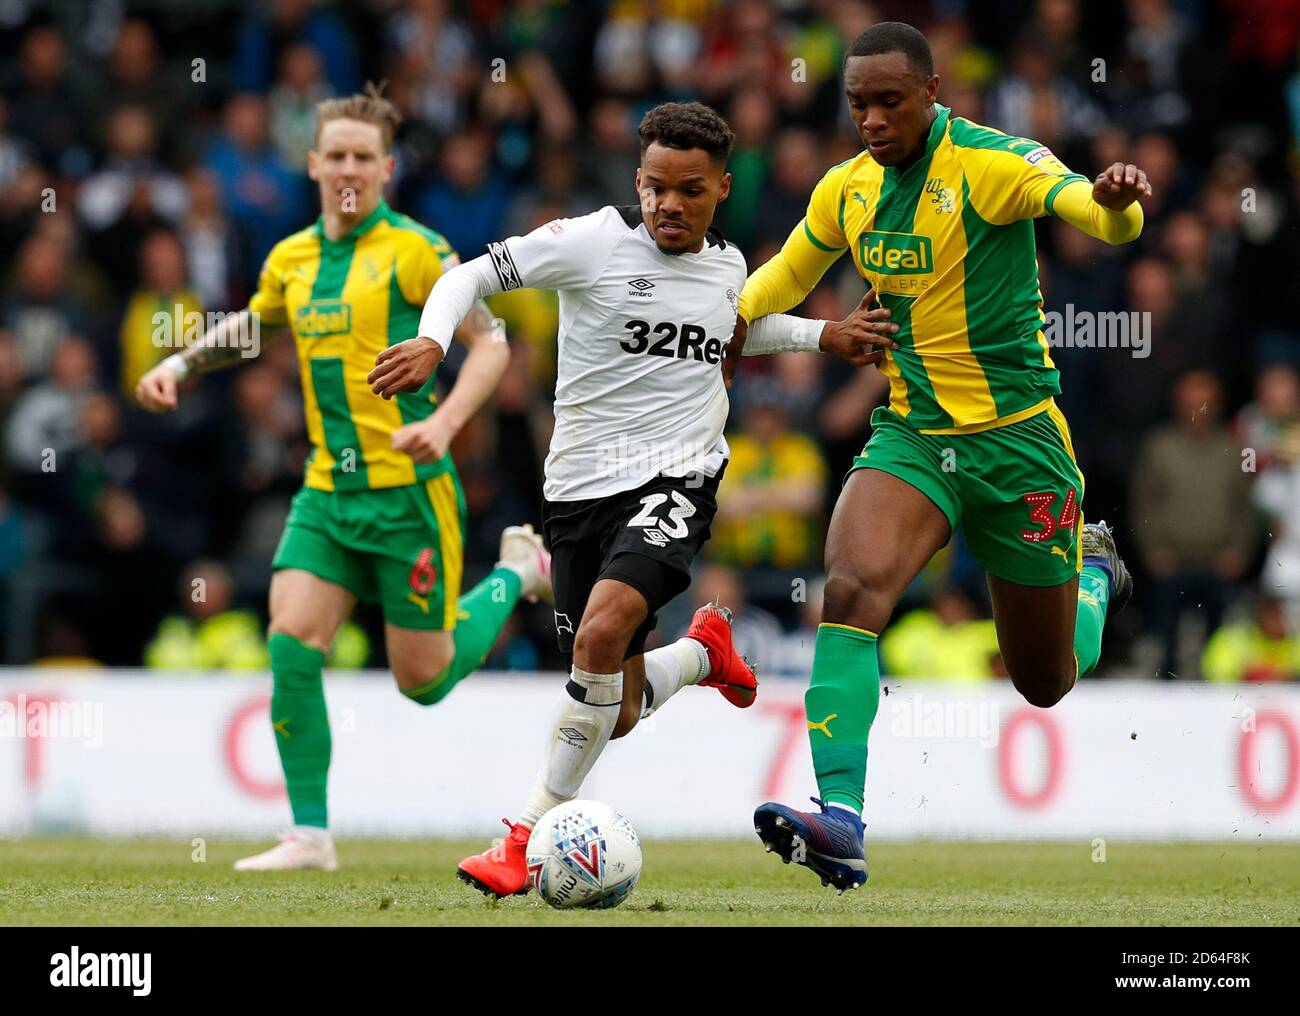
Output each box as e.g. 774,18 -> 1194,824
526,800 -> 642,909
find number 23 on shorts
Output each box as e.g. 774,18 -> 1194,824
627,491 -> 697,540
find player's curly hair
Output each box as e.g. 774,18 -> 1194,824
314,81 -> 402,151
638,101 -> 734,166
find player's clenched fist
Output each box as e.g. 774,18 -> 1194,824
392,415 -> 453,463
1093,162 -> 1152,211
368,337 -> 445,399
135,362 -> 181,413
819,288 -> 899,367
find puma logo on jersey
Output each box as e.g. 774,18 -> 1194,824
273,717 -> 292,737
808,713 -> 838,738
852,192 -> 870,213
1051,546 -> 1068,559
407,592 -> 430,614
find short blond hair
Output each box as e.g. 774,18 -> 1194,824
314,82 -> 401,151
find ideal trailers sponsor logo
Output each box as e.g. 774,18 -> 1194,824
294,300 -> 352,337
50,948 -> 151,996
857,231 -> 934,275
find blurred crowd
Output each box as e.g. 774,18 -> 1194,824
0,0 -> 1298,681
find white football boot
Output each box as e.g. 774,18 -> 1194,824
233,827 -> 339,872
498,523 -> 553,604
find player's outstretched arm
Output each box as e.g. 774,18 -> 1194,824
740,290 -> 901,368
723,217 -> 845,386
389,305 -> 510,464
135,310 -> 285,413
368,254 -> 504,398
1052,163 -> 1150,245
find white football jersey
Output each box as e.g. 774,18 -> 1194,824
488,205 -> 747,501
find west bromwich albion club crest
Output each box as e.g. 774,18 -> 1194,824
925,177 -> 954,214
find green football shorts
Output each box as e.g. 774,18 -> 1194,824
849,400 -> 1085,586
272,471 -> 467,631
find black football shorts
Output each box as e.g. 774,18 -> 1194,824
542,467 -> 725,661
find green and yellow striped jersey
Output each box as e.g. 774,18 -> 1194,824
801,104 -> 1089,433
249,199 -> 458,491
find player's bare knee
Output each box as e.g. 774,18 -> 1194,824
391,644 -> 454,693
573,612 -> 637,672
267,618 -> 331,655
822,570 -> 894,633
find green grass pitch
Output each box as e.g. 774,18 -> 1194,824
1,838 -> 1297,926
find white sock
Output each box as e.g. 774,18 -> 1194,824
519,665 -> 622,827
292,825 -> 331,845
827,803 -> 860,818
640,638 -> 710,718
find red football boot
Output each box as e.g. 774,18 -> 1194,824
687,602 -> 758,708
457,819 -> 532,897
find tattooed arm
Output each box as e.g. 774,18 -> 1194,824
135,310 -> 287,413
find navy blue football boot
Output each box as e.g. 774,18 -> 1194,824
754,797 -> 867,894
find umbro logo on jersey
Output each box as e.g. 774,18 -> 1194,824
642,527 -> 670,548
558,726 -> 587,743
628,278 -> 655,297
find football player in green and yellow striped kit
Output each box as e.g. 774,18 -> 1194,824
734,24 -> 1148,892
136,88 -> 551,871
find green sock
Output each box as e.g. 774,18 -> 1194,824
403,567 -> 522,706
1072,564 -> 1111,678
804,623 -> 881,813
268,632 -> 330,828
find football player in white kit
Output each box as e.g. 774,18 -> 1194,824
368,102 -> 896,897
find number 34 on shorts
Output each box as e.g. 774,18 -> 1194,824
1021,486 -> 1079,546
